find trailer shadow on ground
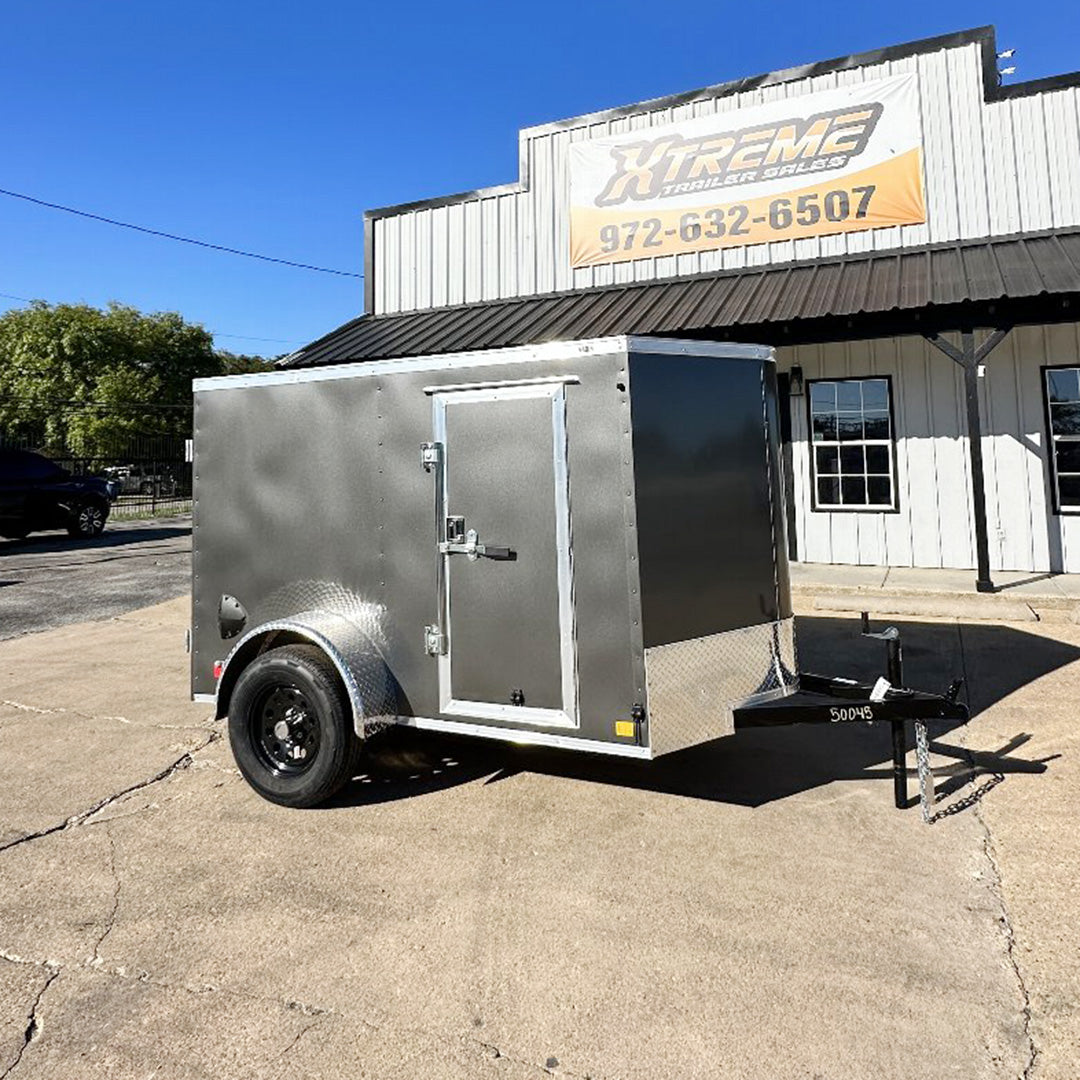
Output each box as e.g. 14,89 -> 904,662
329,616 -> 1076,814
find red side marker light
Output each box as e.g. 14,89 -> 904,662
213,660 -> 224,681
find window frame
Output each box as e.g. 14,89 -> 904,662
805,374 -> 900,514
1041,364 -> 1080,515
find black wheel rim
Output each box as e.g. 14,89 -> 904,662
252,684 -> 321,775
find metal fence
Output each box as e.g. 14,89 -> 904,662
1,429 -> 192,521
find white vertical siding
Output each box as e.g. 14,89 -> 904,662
776,324 -> 1080,573
446,204 -> 465,306
463,201 -> 481,304
397,213 -> 415,313
430,206 -> 448,309
481,197 -> 499,301
414,209 -> 432,311
517,167 -> 536,298
946,45 -> 990,240
371,40 -> 1080,314
532,133 -> 555,295
498,194 -> 518,299
982,94 -> 1023,237
1044,90 -> 1080,227
1012,96 -> 1055,232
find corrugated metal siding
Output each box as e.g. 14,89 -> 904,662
286,230 -> 1080,369
776,323 -> 1080,573
371,40 -> 1080,314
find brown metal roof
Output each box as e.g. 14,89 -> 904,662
284,229 -> 1080,368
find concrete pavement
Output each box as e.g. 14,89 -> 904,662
791,561 -> 1080,623
0,598 -> 1077,1078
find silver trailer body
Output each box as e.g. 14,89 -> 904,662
191,336 -> 795,761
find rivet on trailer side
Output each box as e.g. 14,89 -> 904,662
190,335 -> 966,816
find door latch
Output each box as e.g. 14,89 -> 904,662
446,516 -> 466,543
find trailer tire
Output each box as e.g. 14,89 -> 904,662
228,644 -> 359,808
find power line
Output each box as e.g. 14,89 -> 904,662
0,187 -> 363,278
211,332 -> 304,345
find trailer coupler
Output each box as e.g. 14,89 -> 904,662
732,614 -> 968,823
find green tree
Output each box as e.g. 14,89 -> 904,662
0,301 -> 273,457
215,349 -> 278,376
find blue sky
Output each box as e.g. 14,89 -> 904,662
1,2 -> 1076,356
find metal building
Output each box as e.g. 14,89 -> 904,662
283,26 -> 1080,589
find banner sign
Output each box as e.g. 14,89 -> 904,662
569,74 -> 925,268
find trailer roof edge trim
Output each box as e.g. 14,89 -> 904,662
195,336 -> 773,393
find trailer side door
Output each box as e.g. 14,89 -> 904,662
426,381 -> 578,729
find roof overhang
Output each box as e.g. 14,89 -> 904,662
283,228 -> 1080,368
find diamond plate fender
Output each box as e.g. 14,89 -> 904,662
214,609 -> 399,739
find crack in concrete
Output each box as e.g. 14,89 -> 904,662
0,951 -> 59,972
472,1038 -> 562,1075
975,803 -> 1040,1078
189,757 -> 242,777
386,1020 -> 597,1079
0,697 -> 215,732
262,1014 -> 578,1080
464,1037 -> 598,1078
3,946 -> 336,1023
1,947 -> 602,1079
0,733 -> 218,856
955,624 -> 1038,1076
273,1016 -> 324,1071
89,961 -> 334,1019
0,963 -> 59,1080
1,699 -> 131,724
89,828 -> 120,967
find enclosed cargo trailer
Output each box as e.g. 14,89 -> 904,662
191,336 -> 964,812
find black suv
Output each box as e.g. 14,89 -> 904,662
0,449 -> 116,539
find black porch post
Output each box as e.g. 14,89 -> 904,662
924,328 -> 1012,594
959,331 -> 994,592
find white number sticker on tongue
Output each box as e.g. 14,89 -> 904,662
870,677 -> 891,702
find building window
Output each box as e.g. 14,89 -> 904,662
808,377 -> 896,511
1044,366 -> 1080,512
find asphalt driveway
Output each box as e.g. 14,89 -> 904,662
0,594 -> 1077,1079
0,518 -> 191,640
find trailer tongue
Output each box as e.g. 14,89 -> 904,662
734,612 -> 968,822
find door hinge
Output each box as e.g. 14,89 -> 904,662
424,624 -> 446,656
421,442 -> 443,472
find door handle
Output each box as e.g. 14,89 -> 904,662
440,528 -> 516,562
477,545 -> 515,561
